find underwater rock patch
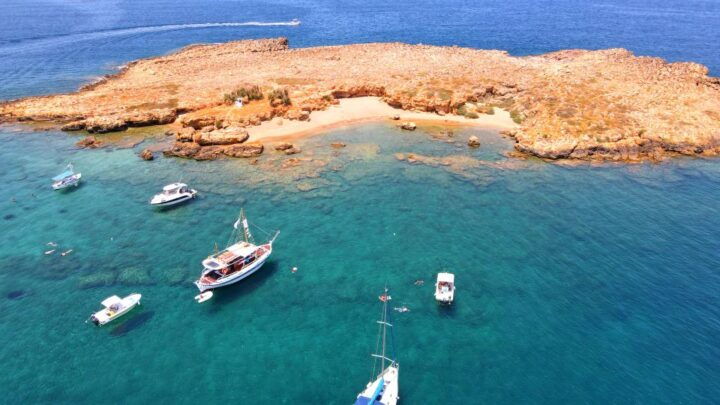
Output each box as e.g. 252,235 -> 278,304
78,271 -> 116,289
156,267 -> 190,286
117,267 -> 154,286
3,214 -> 15,220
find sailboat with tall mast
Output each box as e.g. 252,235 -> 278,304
355,288 -> 400,405
194,209 -> 279,292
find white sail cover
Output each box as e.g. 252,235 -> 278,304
242,218 -> 252,241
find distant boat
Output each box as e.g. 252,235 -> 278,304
52,163 -> 81,190
150,182 -> 197,207
434,272 -> 455,304
89,293 -> 141,326
194,209 -> 279,293
355,287 -> 399,405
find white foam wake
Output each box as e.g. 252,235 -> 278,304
0,20 -> 301,55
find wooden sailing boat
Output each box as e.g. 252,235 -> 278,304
355,287 -> 399,405
193,209 -> 279,293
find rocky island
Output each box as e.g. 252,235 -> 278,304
1,37 -> 719,161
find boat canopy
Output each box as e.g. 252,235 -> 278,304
163,183 -> 186,192
101,295 -> 123,307
203,242 -> 257,268
52,170 -> 74,181
437,272 -> 455,283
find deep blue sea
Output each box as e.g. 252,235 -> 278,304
1,1 -> 719,404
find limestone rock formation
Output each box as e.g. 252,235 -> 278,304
2,37 -> 720,162
196,127 -> 249,145
85,117 -> 127,133
140,149 -> 154,160
400,122 -> 417,131
76,136 -> 102,149
274,142 -> 294,151
223,143 -> 264,158
284,147 -> 301,155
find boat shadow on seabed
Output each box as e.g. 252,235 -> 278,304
109,310 -> 155,337
204,261 -> 281,311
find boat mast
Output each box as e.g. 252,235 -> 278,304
241,208 -> 253,244
381,287 -> 387,371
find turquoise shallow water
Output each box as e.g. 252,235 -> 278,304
1,123 -> 719,403
2,0 -> 720,401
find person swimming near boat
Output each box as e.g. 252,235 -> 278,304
414,279 -> 424,286
394,306 -> 410,313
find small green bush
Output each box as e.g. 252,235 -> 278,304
223,85 -> 263,104
268,88 -> 291,106
478,105 -> 495,115
465,112 -> 479,119
510,110 -> 524,124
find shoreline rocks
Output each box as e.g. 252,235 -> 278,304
76,136 -> 102,149
1,38 -> 719,162
400,121 -> 417,131
139,149 -> 154,160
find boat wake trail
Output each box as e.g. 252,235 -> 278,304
0,20 -> 301,55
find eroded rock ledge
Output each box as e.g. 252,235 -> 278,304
1,37 -> 719,161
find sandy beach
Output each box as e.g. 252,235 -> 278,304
245,97 -> 517,142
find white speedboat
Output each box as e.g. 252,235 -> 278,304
52,163 -> 82,190
434,272 -> 455,304
150,183 -> 197,207
355,288 -> 399,405
194,209 -> 279,293
89,293 -> 141,326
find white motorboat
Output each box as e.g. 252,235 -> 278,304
150,183 -> 197,207
434,272 -> 455,304
355,287 -> 399,405
89,293 -> 141,326
194,209 -> 279,292
52,163 -> 82,190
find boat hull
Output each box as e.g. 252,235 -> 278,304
90,294 -> 141,326
150,190 -> 196,207
52,174 -> 82,190
355,365 -> 399,405
194,252 -> 269,292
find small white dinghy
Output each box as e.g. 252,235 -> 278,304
150,183 -> 197,207
52,163 -> 82,190
89,293 -> 141,326
194,291 -> 213,303
434,272 -> 455,304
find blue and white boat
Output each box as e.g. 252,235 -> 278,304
194,209 -> 279,293
355,288 -> 399,405
52,163 -> 82,190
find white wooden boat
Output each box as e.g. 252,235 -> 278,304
52,163 -> 81,190
194,209 -> 279,292
89,293 -> 141,326
434,272 -> 455,304
150,183 -> 197,207
355,288 -> 399,405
